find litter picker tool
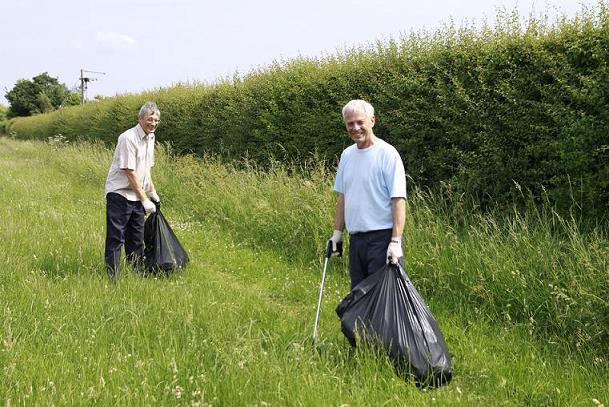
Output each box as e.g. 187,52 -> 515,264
312,239 -> 341,345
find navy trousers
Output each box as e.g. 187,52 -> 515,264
104,192 -> 145,279
348,228 -> 403,289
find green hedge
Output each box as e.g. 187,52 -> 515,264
7,6 -> 609,222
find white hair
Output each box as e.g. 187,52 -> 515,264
342,99 -> 374,120
138,101 -> 160,119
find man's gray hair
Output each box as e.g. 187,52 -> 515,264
342,99 -> 374,120
138,101 -> 160,119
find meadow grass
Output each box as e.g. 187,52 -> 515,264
0,137 -> 607,406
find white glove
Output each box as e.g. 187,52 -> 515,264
387,238 -> 403,264
142,199 -> 157,215
328,229 -> 343,257
147,190 -> 160,203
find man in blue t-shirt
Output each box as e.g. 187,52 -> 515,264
329,99 -> 407,288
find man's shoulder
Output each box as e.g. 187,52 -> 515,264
117,125 -> 139,141
341,144 -> 357,155
376,138 -> 401,156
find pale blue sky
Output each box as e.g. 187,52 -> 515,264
0,0 -> 593,105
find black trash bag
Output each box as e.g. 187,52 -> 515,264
143,203 -> 189,274
336,263 -> 452,386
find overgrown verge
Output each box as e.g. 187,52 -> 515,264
9,136 -> 605,357
0,137 -> 608,404
5,5 -> 609,221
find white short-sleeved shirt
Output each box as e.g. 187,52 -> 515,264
334,138 -> 406,234
104,124 -> 155,201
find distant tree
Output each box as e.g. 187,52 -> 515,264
4,72 -> 81,118
64,91 -> 82,106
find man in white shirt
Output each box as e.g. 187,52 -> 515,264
329,99 -> 407,288
104,101 -> 161,281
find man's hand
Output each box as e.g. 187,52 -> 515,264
328,230 -> 343,257
142,199 -> 157,215
147,190 -> 160,203
387,238 -> 403,264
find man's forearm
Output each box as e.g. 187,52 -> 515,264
124,170 -> 147,201
334,193 -> 346,231
391,197 -> 406,238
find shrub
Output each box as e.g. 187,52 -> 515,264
6,4 -> 609,223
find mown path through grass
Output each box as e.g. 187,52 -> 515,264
0,137 -> 607,405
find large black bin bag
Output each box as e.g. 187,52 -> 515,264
143,204 -> 189,274
336,263 -> 452,386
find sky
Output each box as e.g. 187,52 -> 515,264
0,0 -> 596,106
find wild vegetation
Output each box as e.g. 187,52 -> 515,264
3,4 -> 609,222
3,72 -> 80,118
1,4 -> 608,404
0,137 -> 607,405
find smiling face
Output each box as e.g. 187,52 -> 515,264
344,109 -> 375,149
138,112 -> 160,135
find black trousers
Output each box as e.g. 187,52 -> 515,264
104,192 -> 145,278
348,228 -> 400,289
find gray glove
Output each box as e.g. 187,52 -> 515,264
142,199 -> 157,215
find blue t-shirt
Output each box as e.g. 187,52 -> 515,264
334,138 -> 406,234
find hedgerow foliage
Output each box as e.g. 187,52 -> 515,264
6,4 -> 609,221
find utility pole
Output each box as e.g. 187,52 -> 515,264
79,69 -> 106,105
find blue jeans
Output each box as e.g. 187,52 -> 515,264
104,192 -> 145,279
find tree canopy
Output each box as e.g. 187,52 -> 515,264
4,72 -> 80,118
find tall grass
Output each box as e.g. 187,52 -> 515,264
407,186 -> 609,353
0,137 -> 607,405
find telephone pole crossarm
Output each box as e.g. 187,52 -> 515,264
79,69 -> 106,105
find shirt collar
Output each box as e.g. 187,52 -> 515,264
135,123 -> 154,140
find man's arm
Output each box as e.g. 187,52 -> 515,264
328,193 -> 346,256
148,179 -> 155,194
146,179 -> 160,202
386,196 -> 406,264
391,197 -> 406,239
334,193 -> 346,232
124,169 -> 147,202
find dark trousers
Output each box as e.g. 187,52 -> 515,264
104,192 -> 145,279
348,228 -> 397,289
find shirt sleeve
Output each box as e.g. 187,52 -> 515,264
386,150 -> 407,198
334,153 -> 346,193
117,134 -> 137,170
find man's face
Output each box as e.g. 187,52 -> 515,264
138,112 -> 160,135
344,110 -> 375,148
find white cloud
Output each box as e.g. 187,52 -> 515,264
96,31 -> 136,48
